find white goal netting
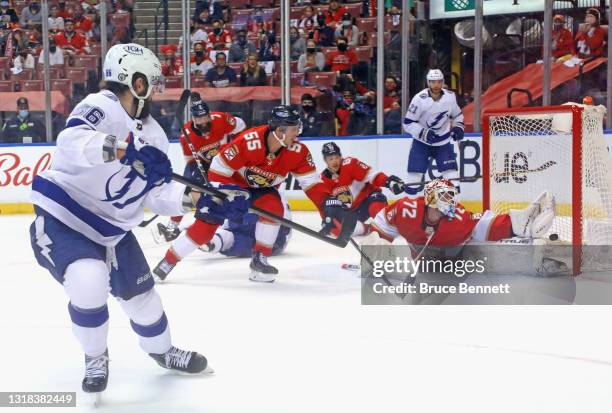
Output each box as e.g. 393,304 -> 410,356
485,104 -> 612,273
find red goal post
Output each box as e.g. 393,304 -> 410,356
482,104 -> 612,275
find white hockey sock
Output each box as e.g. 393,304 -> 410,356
171,231 -> 201,260
119,289 -> 171,355
255,221 -> 280,252
213,229 -> 235,253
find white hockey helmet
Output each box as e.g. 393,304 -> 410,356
426,69 -> 444,86
103,43 -> 164,118
424,179 -> 458,218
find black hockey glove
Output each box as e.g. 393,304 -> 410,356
385,175 -> 405,195
320,197 -> 349,236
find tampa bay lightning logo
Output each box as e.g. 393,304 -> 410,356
102,168 -> 151,209
426,111 -> 448,131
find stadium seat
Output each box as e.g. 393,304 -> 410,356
320,46 -> 336,56
110,13 -> 130,29
35,66 -> 62,80
89,43 -> 102,57
232,0 -> 250,8
50,79 -> 73,96
357,17 -> 376,34
226,23 -> 247,33
251,0 -> 271,7
63,67 -> 88,85
229,63 -> 243,74
233,8 -> 252,18
73,55 -> 99,72
344,3 -> 361,18
191,76 -> 206,88
306,71 -> 337,89
0,56 -> 11,79
165,76 -> 182,88
290,6 -> 305,19
19,80 -> 44,91
290,60 -> 298,73
0,80 -> 14,92
290,72 -> 304,86
353,46 -> 372,62
9,68 -> 34,81
262,7 -> 280,21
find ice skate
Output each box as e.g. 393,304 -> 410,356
149,346 -> 213,374
153,257 -> 176,281
82,349 -> 109,407
152,222 -> 180,244
249,251 -> 278,283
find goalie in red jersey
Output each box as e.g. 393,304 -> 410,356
153,93 -> 246,243
319,141 -> 405,237
369,179 -> 556,257
153,106 -> 335,283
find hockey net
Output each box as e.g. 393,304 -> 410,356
483,104 -> 612,275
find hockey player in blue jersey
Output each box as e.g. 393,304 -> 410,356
402,69 -> 465,194
200,198 -> 292,258
28,43 -> 248,403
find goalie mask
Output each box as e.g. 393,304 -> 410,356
424,179 -> 458,218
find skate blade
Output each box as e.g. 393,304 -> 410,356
249,271 -> 276,283
89,392 -> 102,407
204,365 -> 215,374
151,226 -> 167,244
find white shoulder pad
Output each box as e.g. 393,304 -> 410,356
66,91 -> 122,131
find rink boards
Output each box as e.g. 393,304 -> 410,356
1,132 -> 612,214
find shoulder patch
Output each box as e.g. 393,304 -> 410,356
224,144 -> 238,161
227,115 -> 236,126
419,93 -> 428,99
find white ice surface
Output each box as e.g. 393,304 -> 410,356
2,212 -> 612,412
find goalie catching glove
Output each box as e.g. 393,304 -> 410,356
508,191 -> 556,238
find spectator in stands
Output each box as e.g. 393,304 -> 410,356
298,5 -> 318,35
313,14 -> 334,47
548,14 -> 574,60
198,8 -> 213,25
1,97 -> 45,143
347,91 -> 376,135
325,36 -> 358,74
90,13 -> 116,44
12,47 -> 35,72
82,0 -> 100,14
48,5 -> 65,32
208,19 -> 232,50
299,93 -> 323,137
334,12 -> 358,46
298,39 -> 325,73
9,28 -> 29,55
193,0 -> 222,23
240,53 -> 267,86
20,1 -> 42,29
55,19 -> 90,57
228,29 -> 257,63
71,5 -> 93,35
248,7 -> 273,42
0,1 -> 18,26
57,1 -> 71,19
178,19 -> 209,54
335,89 -> 353,136
204,51 -> 237,87
190,41 -> 213,75
38,37 -> 64,66
325,0 -> 348,29
258,31 -> 280,62
383,76 -> 400,113
289,26 -> 306,60
0,14 -> 12,31
575,8 -> 605,59
160,44 -> 183,76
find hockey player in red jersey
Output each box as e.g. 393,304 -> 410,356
370,179 -> 556,255
154,93 -> 246,242
319,141 -> 405,236
153,106 -> 336,283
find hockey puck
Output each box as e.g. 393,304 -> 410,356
549,233 -> 559,241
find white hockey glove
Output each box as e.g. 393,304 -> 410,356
509,191 -> 556,238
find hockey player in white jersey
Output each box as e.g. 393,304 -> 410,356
402,69 -> 465,194
28,43 -> 246,402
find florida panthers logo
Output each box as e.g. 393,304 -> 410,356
332,185 -> 353,206
244,167 -> 277,188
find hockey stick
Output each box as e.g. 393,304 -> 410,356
173,172 -> 356,248
137,90 -> 194,228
